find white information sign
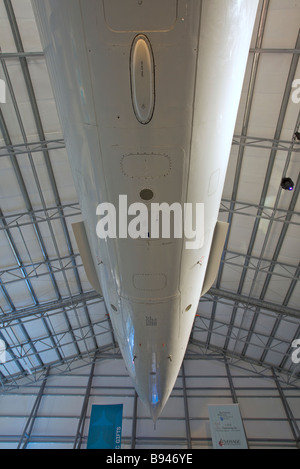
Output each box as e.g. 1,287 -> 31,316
208,404 -> 248,449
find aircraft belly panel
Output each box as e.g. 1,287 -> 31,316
32,0 -> 259,420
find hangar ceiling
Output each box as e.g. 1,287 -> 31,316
0,0 -> 299,392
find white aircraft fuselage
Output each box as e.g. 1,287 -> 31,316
32,0 -> 259,421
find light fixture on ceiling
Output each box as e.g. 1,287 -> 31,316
294,132 -> 300,141
281,177 -> 295,191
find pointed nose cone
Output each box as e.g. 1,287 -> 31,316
150,403 -> 162,424
139,389 -> 169,423
133,361 -> 179,423
115,295 -> 189,422
148,396 -> 171,423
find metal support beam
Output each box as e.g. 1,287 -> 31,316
232,134 -> 300,153
131,391 -> 138,450
17,367 -> 50,449
272,368 -> 300,449
225,356 -> 238,404
220,199 -> 300,226
0,291 -> 102,325
224,357 -> 249,448
3,0 -> 97,354
0,202 -> 81,232
0,51 -> 44,58
250,47 -> 300,54
181,361 -> 192,449
0,138 -> 66,158
73,355 -> 96,449
206,288 -> 299,318
240,173 -> 300,357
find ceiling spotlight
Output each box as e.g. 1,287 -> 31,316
281,177 -> 294,191
294,132 -> 300,141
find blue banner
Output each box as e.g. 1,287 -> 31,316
87,404 -> 123,449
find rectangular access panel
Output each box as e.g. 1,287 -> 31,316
103,0 -> 178,32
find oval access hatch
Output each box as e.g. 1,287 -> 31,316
130,34 -> 155,125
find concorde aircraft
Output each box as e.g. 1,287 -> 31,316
32,0 -> 259,421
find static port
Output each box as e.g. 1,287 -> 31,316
140,188 -> 154,201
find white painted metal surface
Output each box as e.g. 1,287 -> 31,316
31,0 -> 258,421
